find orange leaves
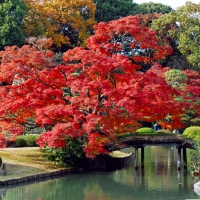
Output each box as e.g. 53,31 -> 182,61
22,0 -> 97,49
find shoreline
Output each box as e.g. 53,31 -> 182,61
0,148 -> 132,186
0,147 -> 75,186
0,167 -> 75,186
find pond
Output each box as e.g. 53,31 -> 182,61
0,146 -> 200,200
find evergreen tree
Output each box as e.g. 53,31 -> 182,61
136,2 -> 173,14
95,0 -> 138,22
0,0 -> 26,49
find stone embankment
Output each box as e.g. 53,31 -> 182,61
0,168 -> 75,186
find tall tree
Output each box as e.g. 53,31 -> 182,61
0,16 -> 184,158
152,2 -> 200,68
21,0 -> 96,51
95,0 -> 138,22
0,0 -> 26,49
137,13 -> 192,71
136,2 -> 173,14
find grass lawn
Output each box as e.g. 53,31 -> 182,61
0,147 -> 69,181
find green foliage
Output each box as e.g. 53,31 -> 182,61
190,118 -> 200,126
188,140 -> 200,175
164,69 -> 187,88
15,137 -> 26,147
42,138 -> 85,167
183,126 -> 200,141
0,0 -> 26,49
181,117 -> 190,127
95,0 -> 173,23
152,2 -> 200,68
137,2 -> 173,14
156,129 -> 172,134
15,135 -> 39,147
136,127 -> 154,134
0,156 -> 2,167
116,132 -> 134,138
95,0 -> 138,22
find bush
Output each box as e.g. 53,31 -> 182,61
188,140 -> 200,175
136,127 -> 154,134
181,117 -> 190,126
183,126 -> 200,141
42,138 -> 85,167
15,137 -> 27,147
190,118 -> 200,126
156,129 -> 172,134
15,135 -> 39,147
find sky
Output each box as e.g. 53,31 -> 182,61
134,0 -> 200,9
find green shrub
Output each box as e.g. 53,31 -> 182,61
188,140 -> 200,175
25,135 -> 39,147
15,137 -> 27,147
42,138 -> 85,167
190,118 -> 200,126
116,132 -> 134,138
0,156 -> 2,167
136,127 -> 154,134
156,129 -> 172,134
181,117 -> 190,126
15,135 -> 39,147
183,126 -> 200,141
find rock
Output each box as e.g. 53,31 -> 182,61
0,170 -> 6,176
194,181 -> 200,195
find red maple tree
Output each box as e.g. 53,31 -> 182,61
0,16 -> 187,158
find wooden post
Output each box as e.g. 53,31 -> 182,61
141,147 -> 144,168
134,147 -> 138,169
134,168 -> 139,186
183,147 -> 187,169
2,163 -> 6,170
177,147 -> 181,170
141,168 -> 145,187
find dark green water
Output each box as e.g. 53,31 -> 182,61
0,146 -> 200,200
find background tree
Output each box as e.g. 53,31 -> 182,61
21,0 -> 96,51
151,2 -> 200,69
136,2 -> 173,14
136,13 -> 192,71
95,0 -> 139,22
0,0 -> 26,50
164,69 -> 200,128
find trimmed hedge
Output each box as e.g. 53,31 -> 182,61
136,127 -> 154,134
183,126 -> 200,141
15,135 -> 40,147
190,118 -> 200,126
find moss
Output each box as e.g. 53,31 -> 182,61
136,127 -> 154,134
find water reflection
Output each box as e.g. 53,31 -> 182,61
0,146 -> 200,200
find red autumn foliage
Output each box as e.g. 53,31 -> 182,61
0,16 -> 194,158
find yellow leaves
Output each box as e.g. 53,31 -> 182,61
22,0 -> 97,49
